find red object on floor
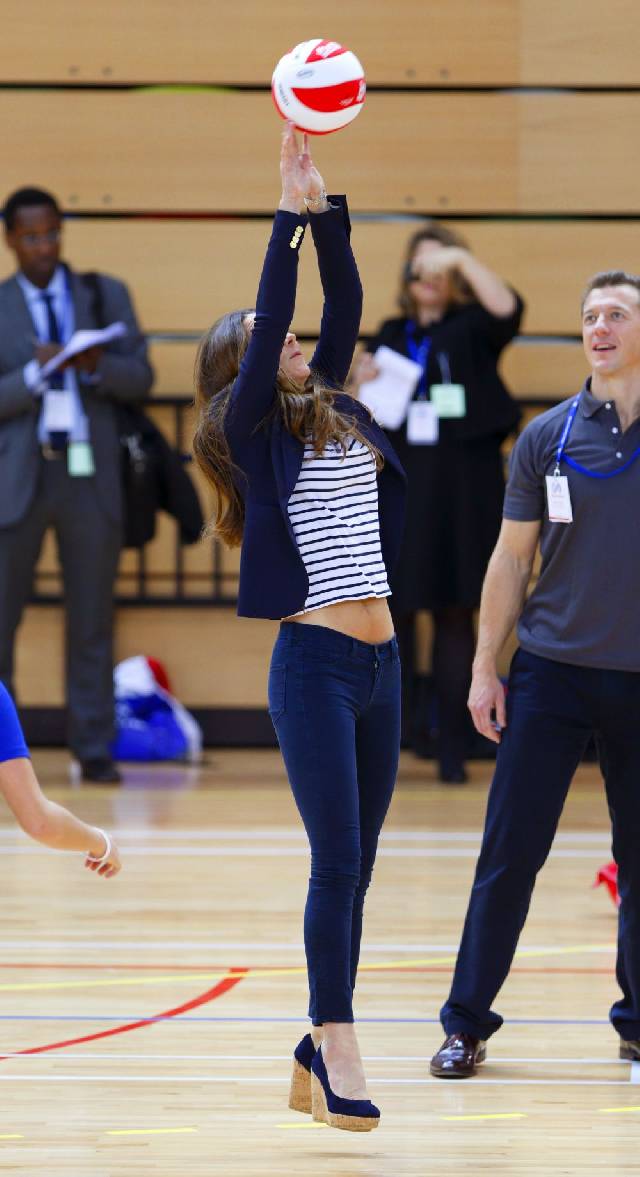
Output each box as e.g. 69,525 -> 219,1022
146,656 -> 172,693
595,861 -> 620,908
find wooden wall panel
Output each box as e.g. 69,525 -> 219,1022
150,341 -> 198,397
0,1 -> 519,85
0,91 -> 519,213
3,219 -> 635,338
519,95 -> 640,214
500,341 -> 586,400
16,606 -> 277,706
2,90 -> 640,214
4,1 -> 640,86
522,0 -> 640,85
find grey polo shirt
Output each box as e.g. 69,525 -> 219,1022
504,380 -> 640,671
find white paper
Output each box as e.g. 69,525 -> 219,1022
358,345 -> 423,430
42,389 -> 75,434
38,322 -> 127,380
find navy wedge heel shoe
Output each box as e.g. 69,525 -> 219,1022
310,1046 -> 380,1132
288,1033 -> 317,1114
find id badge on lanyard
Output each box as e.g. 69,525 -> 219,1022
547,398 -> 579,523
405,324 -> 438,444
545,475 -> 573,522
42,389 -> 74,434
407,401 -> 439,444
430,352 -> 466,419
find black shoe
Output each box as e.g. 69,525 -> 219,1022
80,758 -> 121,785
430,1033 -> 486,1079
439,762 -> 468,784
620,1038 -> 640,1061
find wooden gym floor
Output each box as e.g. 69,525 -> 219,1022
0,748 -> 633,1176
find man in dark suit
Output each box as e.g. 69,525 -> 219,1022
0,186 -> 153,783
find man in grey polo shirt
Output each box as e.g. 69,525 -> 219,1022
430,270 -> 640,1078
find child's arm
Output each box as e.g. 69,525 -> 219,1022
0,757 -> 121,877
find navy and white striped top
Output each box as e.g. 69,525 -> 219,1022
287,437 -> 391,615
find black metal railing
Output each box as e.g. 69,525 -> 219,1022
30,392 -> 556,608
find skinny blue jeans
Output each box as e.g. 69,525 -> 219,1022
268,622 -> 401,1024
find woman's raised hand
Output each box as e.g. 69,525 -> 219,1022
279,122 -> 326,213
415,246 -> 467,280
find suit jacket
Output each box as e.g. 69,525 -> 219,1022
0,266 -> 153,528
224,200 -> 407,620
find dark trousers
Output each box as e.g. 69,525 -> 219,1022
441,649 -> 640,1042
268,622 -> 401,1025
0,458 -> 121,762
393,605 -> 475,764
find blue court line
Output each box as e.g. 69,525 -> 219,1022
0,1015 -> 610,1025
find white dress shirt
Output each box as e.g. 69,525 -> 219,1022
17,265 -> 89,444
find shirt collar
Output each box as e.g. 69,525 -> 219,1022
580,377 -> 611,418
16,264 -> 66,304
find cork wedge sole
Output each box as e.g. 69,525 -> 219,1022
311,1072 -> 379,1132
288,1057 -> 312,1114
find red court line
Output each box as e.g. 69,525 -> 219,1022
0,967 -> 248,1062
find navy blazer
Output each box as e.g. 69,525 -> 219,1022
224,198 -> 406,620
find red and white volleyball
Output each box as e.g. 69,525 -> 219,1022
271,40 -> 366,135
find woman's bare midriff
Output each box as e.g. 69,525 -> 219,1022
281,597 -> 395,645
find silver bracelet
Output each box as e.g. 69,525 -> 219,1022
303,189 -> 328,210
87,828 -> 112,864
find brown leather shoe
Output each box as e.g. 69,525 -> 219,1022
430,1033 -> 487,1079
619,1038 -> 640,1061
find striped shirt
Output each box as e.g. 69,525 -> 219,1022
287,437 -> 391,615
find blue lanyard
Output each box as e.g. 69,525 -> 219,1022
555,394 -> 640,479
405,323 -> 431,399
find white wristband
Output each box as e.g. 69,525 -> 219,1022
87,828 -> 111,864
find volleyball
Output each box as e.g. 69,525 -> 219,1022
271,39 -> 366,135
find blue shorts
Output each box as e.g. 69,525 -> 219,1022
0,683 -> 30,763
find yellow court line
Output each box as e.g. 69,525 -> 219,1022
512,943 -> 615,959
246,942 -> 616,979
442,1113 -> 527,1122
0,1133 -> 24,1139
600,1106 -> 640,1114
0,943 -> 615,994
106,1127 -> 198,1136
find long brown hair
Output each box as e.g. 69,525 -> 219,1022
193,310 -> 382,548
398,221 -> 473,318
